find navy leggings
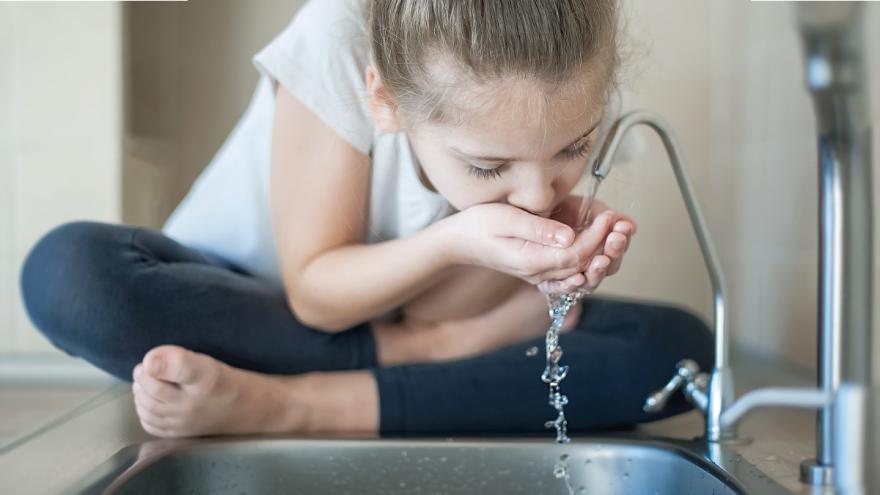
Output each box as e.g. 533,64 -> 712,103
19,221 -> 713,436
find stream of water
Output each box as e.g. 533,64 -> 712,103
540,174 -> 603,444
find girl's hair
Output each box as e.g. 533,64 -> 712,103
366,0 -> 621,124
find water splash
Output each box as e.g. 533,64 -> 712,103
553,453 -> 575,495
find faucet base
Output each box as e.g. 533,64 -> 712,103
799,459 -> 834,486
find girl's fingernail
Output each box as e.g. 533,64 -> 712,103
555,229 -> 572,246
610,238 -> 625,251
593,258 -> 610,271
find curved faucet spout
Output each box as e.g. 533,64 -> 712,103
589,110 -> 734,441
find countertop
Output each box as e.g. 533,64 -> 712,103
0,355 -> 830,495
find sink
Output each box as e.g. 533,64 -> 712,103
68,436 -> 794,495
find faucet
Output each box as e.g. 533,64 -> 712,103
594,3 -> 874,492
587,110 -> 736,442
795,2 -> 874,489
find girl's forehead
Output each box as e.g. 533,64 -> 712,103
431,77 -> 605,151
442,70 -> 606,131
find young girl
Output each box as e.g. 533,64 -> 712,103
20,0 -> 711,437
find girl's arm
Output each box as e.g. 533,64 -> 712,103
401,265 -> 526,323
270,85 -> 455,332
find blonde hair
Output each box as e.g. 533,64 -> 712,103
366,0 -> 621,123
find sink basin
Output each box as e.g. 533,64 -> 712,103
69,437 -> 793,495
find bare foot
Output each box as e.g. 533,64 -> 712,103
131,345 -> 378,438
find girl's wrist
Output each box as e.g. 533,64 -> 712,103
424,215 -> 465,266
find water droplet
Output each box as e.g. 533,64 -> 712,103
525,346 -> 539,357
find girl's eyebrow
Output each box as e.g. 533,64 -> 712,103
450,119 -> 602,162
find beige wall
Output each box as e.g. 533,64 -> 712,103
0,3 -> 122,353
2,0 -> 878,379
122,0 -> 307,228
597,0 -> 880,373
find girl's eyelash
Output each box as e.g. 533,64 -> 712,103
466,136 -> 594,180
468,165 -> 505,180
560,140 -> 593,160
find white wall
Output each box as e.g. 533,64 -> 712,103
0,3 -> 122,353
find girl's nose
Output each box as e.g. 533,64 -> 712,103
507,168 -> 556,217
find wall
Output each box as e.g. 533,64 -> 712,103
597,0 -> 880,374
2,0 -> 878,379
122,0 -> 307,228
0,3 -> 122,353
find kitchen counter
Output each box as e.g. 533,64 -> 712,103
0,355 -> 829,494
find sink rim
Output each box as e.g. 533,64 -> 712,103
67,434 -> 791,495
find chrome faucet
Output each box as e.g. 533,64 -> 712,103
593,3 -> 874,492
795,2 -> 874,490
586,110 -> 739,443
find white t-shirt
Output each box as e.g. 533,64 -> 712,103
162,0 -> 454,291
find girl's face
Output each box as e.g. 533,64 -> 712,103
367,66 -> 607,218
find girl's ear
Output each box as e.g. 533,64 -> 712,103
366,65 -> 402,133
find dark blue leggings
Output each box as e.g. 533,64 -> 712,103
19,221 -> 713,436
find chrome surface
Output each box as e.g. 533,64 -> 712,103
644,359 -> 703,414
589,110 -> 736,442
70,437 -> 795,495
794,3 -> 874,488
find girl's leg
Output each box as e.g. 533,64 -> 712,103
19,221 -> 378,381
372,297 -> 714,435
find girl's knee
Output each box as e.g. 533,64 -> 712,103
20,221 -> 132,350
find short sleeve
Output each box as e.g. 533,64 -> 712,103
252,0 -> 374,155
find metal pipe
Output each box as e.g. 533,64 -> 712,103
795,3 -> 874,486
591,111 -> 735,441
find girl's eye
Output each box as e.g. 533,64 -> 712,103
468,165 -> 505,180
560,141 -> 592,160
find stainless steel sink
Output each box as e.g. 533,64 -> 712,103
67,436 -> 794,494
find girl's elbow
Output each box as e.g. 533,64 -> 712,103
287,296 -> 350,333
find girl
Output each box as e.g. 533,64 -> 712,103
20,0 -> 711,438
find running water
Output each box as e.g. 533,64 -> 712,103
541,173 -> 603,444
553,453 -> 575,495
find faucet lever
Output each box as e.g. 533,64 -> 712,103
644,359 -> 702,413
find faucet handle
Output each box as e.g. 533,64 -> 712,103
643,359 -> 701,413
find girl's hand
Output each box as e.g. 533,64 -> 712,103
537,196 -> 637,295
438,202 -> 585,285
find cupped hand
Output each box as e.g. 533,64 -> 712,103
537,196 -> 637,295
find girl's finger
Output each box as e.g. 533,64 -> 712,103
566,210 -> 619,268
603,232 -> 629,260
538,273 -> 586,295
613,218 -> 637,237
606,254 -> 622,276
608,231 -> 635,275
583,254 -> 611,292
537,237 -> 609,280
